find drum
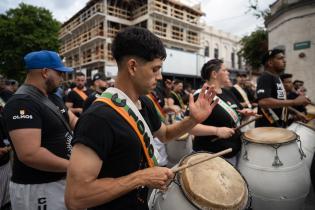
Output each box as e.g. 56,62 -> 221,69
238,127 -> 311,210
306,104 -> 315,120
149,153 -> 250,210
165,133 -> 193,167
288,121 -> 315,168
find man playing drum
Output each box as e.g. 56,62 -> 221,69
255,49 -> 310,128
65,27 -> 218,210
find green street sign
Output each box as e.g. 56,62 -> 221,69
294,41 -> 311,50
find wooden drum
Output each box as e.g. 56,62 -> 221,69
149,153 -> 250,210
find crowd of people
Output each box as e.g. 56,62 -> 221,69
0,26 -> 314,210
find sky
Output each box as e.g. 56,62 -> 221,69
0,0 -> 276,37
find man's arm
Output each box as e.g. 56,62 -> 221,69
68,110 -> 78,130
189,124 -> 235,139
258,95 -> 310,109
65,102 -> 83,115
65,143 -> 173,210
9,128 -> 68,172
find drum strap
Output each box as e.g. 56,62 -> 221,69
194,89 -> 240,126
214,96 -> 240,126
95,87 -> 158,167
73,87 -> 88,101
233,84 -> 252,109
146,93 -> 166,123
171,91 -> 185,109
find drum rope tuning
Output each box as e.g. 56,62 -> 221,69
242,138 -> 306,167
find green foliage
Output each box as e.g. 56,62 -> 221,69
238,28 -> 268,70
0,3 -> 61,81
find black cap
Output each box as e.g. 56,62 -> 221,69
261,49 -> 285,65
93,72 -> 107,82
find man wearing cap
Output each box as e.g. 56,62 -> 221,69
255,49 -> 310,127
3,50 -> 77,210
83,72 -> 108,112
66,72 -> 93,117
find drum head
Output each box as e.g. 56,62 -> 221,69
178,153 -> 248,209
294,121 -> 315,132
306,105 -> 315,115
243,127 -> 296,144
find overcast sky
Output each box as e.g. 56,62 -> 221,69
0,0 -> 276,37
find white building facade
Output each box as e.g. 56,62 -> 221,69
266,0 -> 315,101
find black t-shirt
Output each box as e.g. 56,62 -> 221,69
0,95 -> 11,166
3,91 -> 72,184
230,86 -> 245,104
287,91 -> 306,114
255,72 -> 286,127
0,89 -> 13,102
66,88 -> 93,115
72,96 -> 161,210
170,91 -> 184,108
83,91 -> 101,112
193,88 -> 243,158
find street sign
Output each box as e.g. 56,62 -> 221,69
294,41 -> 311,50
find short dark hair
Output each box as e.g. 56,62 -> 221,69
111,26 -> 166,64
201,59 -> 223,81
280,73 -> 292,81
75,72 -> 85,78
173,79 -> 183,85
293,80 -> 304,85
261,49 -> 285,66
237,71 -> 247,77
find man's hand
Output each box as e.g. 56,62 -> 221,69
216,127 -> 235,139
189,83 -> 218,123
137,167 -> 174,191
294,95 -> 311,106
237,109 -> 257,117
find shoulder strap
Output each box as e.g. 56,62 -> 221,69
73,87 -> 88,101
233,84 -> 252,109
95,96 -> 157,168
15,85 -> 73,134
146,93 -> 166,123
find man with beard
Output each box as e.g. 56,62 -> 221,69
66,72 -> 93,116
3,50 -> 76,210
83,72 -> 108,112
255,49 -> 310,127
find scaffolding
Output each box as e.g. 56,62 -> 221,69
59,0 -> 204,76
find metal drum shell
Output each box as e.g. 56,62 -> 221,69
287,121 -> 315,168
238,129 -> 311,210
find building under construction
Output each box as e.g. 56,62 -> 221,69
59,0 -> 241,81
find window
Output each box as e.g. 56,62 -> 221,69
214,48 -> 219,59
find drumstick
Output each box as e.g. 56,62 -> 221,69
211,115 -> 262,142
288,106 -> 308,118
171,148 -> 232,173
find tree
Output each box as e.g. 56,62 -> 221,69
238,0 -> 271,71
0,3 -> 61,81
238,28 -> 268,70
